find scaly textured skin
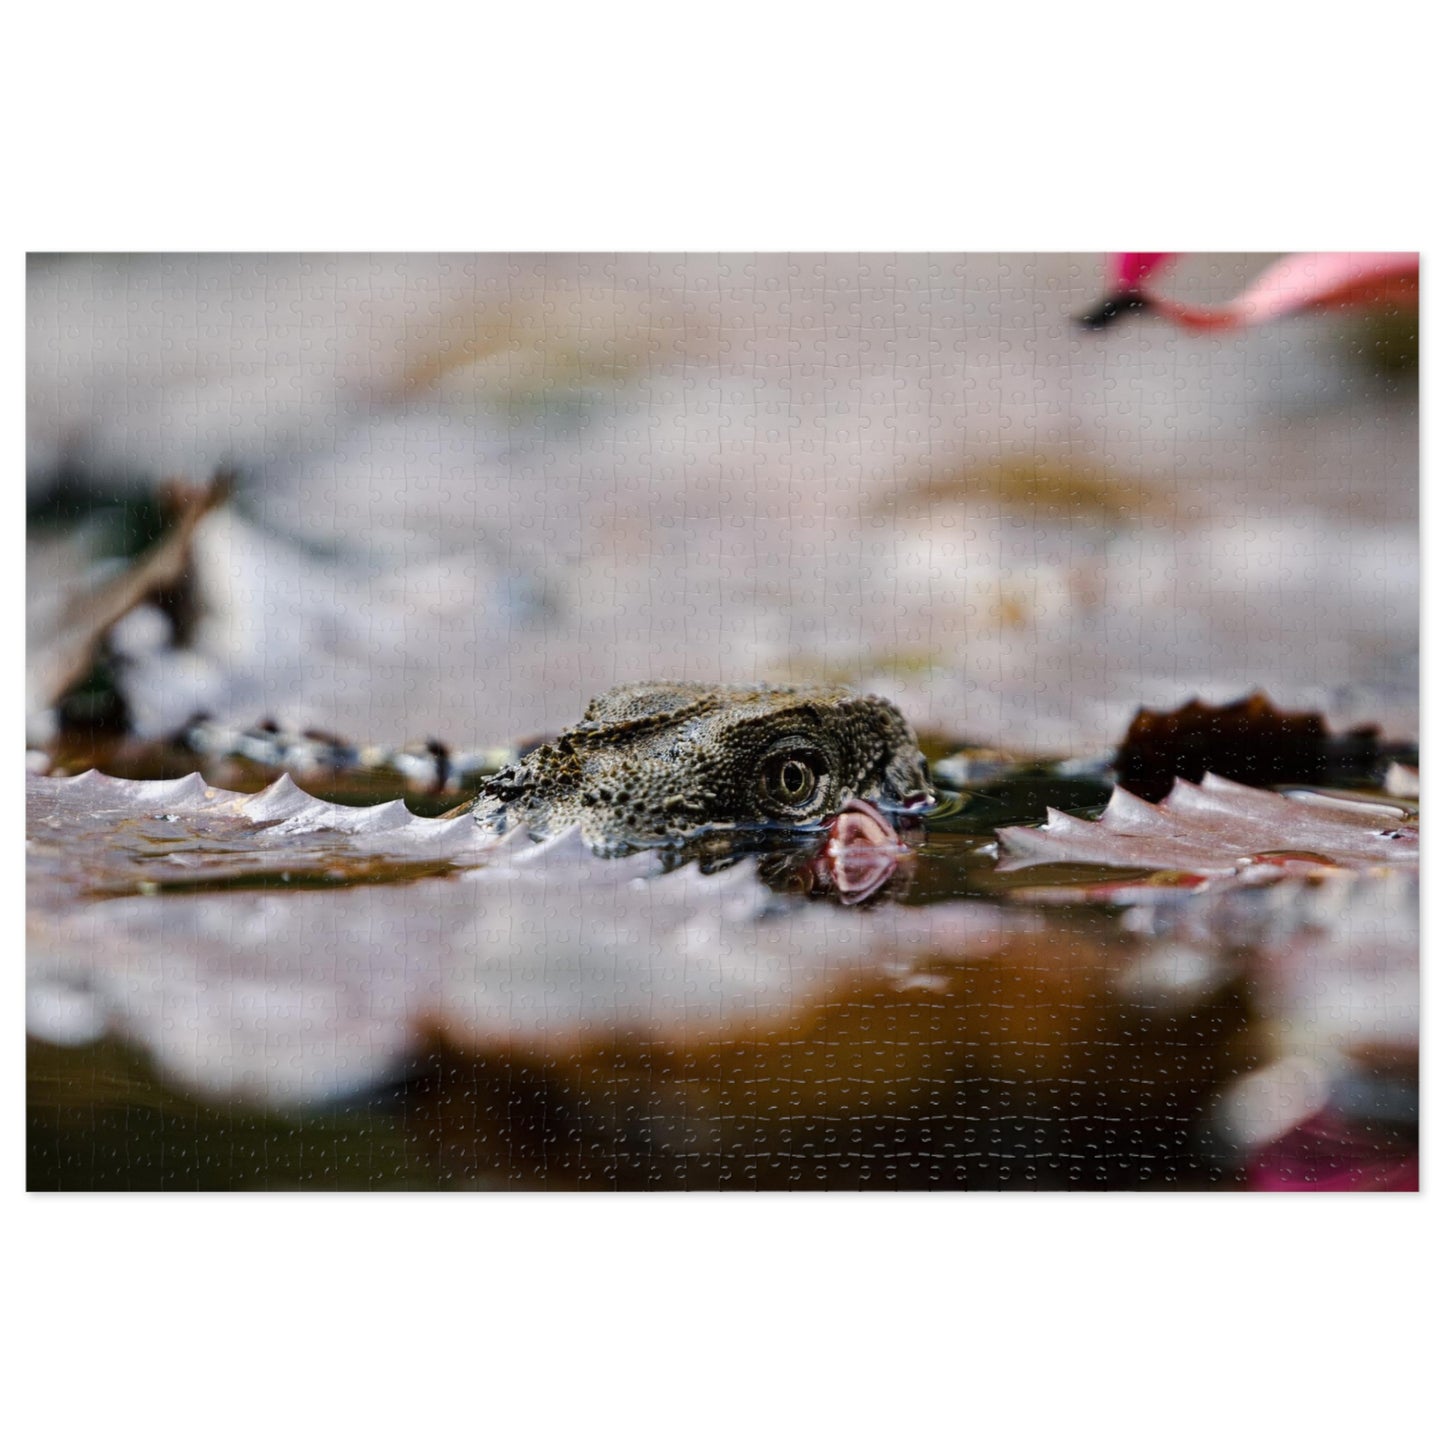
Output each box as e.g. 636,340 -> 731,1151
472,682 -> 932,853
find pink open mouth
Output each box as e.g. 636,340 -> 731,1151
815,797 -> 917,905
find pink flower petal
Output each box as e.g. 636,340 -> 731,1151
1147,251 -> 1418,331
1088,251 -> 1418,332
1109,252 -> 1174,289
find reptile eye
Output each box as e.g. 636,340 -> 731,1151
760,747 -> 827,814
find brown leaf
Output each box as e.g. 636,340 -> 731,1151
1113,692 -> 1376,802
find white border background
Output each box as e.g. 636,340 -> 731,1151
6,4 -> 1436,1441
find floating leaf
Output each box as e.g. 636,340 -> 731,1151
996,772 -> 1416,899
27,770 -> 494,905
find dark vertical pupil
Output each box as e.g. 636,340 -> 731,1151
777,758 -> 813,801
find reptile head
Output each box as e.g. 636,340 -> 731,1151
472,682 -> 933,854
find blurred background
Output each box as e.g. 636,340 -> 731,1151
26,252 -> 1418,760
